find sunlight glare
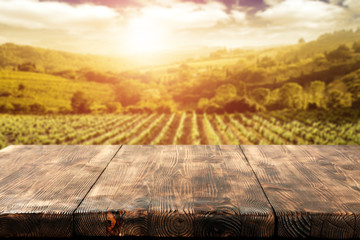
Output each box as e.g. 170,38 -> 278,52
125,18 -> 169,55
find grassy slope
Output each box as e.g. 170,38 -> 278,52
0,43 -> 132,72
0,70 -> 114,111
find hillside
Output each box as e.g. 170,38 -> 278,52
0,70 -> 114,113
0,43 -> 132,73
277,29 -> 360,62
0,28 -> 359,114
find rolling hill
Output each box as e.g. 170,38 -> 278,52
0,43 -> 133,73
0,28 -> 359,114
0,70 -> 114,113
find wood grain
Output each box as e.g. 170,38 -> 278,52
75,145 -> 274,237
242,145 -> 360,239
0,145 -> 120,237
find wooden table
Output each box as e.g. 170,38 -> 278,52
0,145 -> 360,238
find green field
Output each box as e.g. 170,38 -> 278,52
1,110 -> 359,149
0,70 -> 113,112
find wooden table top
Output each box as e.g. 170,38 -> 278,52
0,145 -> 359,238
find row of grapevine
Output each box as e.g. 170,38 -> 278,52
267,112 -> 359,144
1,111 -> 359,149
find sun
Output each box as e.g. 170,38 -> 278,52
125,18 -> 168,55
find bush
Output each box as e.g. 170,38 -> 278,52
29,103 -> 46,114
83,71 -> 118,84
326,44 -> 352,61
0,102 -> 14,113
224,97 -> 260,113
52,70 -> 77,79
327,89 -> 352,108
58,106 -> 72,114
0,90 -> 11,97
353,41 -> 360,53
251,88 -> 270,106
71,91 -> 91,114
12,103 -> 29,113
126,106 -> 150,114
18,62 -> 37,72
105,102 -> 122,113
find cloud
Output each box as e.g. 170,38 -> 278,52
119,1 -> 249,53
126,1 -> 230,30
257,0 -> 346,27
230,9 -> 246,22
0,0 -> 126,54
263,0 -> 284,6
252,0 -> 360,45
0,0 -> 120,32
343,0 -> 360,14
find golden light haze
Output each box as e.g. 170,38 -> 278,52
0,0 -> 359,57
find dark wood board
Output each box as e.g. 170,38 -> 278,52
242,145 -> 360,239
0,145 -> 120,237
75,145 -> 275,237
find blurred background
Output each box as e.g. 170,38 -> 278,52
0,0 -> 359,148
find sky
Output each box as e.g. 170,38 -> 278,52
0,0 -> 359,57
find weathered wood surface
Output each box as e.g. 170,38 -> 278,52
242,145 -> 360,239
74,145 -> 275,237
2,145 -> 360,238
0,145 -> 120,237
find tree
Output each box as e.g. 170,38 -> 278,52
114,80 -> 142,107
327,89 -> 352,108
352,41 -> 360,53
18,83 -> 25,91
251,88 -> 270,106
12,102 -> 29,113
17,62 -> 36,72
197,98 -> 209,111
71,91 -> 91,113
278,83 -> 304,109
348,82 -> 360,101
29,103 -> 46,114
83,71 -> 117,84
298,38 -> 305,44
258,56 -> 276,68
223,97 -> 260,113
0,102 -> 14,113
235,81 -> 247,97
313,53 -> 327,67
326,44 -> 352,61
213,84 -> 237,106
197,98 -> 222,113
0,90 -> 11,97
309,81 -> 326,108
105,102 -> 122,113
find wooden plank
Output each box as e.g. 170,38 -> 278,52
0,145 -> 120,237
288,145 -> 360,239
242,145 -> 360,239
75,145 -> 274,237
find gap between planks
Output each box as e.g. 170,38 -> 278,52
73,145 -> 276,237
242,145 -> 360,238
70,145 -> 279,237
71,145 -> 123,236
238,145 -> 279,237
6,145 -> 358,238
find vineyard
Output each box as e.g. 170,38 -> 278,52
1,110 -> 359,149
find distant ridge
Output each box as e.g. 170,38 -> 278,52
0,43 -> 133,73
287,28 -> 360,59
